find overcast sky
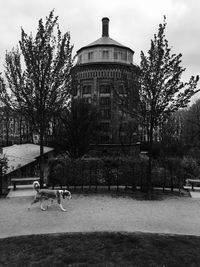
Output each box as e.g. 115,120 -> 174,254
0,0 -> 199,85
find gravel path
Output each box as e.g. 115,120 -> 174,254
1,194 -> 200,238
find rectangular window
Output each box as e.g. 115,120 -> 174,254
128,52 -> 133,62
114,48 -> 123,60
99,97 -> 111,107
102,50 -> 109,60
119,84 -> 126,94
119,134 -> 128,144
82,85 -> 92,94
88,52 -> 93,61
119,122 -> 127,131
114,50 -> 118,60
100,108 -> 111,119
100,122 -> 110,132
100,135 -> 110,144
99,84 -> 111,94
122,51 -> 127,61
78,55 -> 82,63
83,97 -> 91,104
73,87 -> 78,96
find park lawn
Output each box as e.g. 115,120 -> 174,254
0,232 -> 200,266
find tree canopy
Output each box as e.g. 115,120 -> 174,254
3,10 -> 74,127
54,99 -> 99,158
139,17 -> 199,134
0,10 -> 74,186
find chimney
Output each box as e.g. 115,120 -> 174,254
102,17 -> 109,37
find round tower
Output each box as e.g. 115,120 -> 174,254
72,18 -> 139,155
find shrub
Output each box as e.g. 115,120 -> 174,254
47,157 -> 67,188
181,156 -> 200,180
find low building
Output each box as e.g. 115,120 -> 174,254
3,143 -> 54,179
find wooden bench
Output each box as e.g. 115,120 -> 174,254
186,179 -> 200,191
11,177 -> 40,191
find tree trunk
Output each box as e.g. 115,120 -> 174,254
6,122 -> 9,146
147,120 -> 154,200
39,122 -> 44,188
19,114 -> 22,144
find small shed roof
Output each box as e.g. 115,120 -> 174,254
3,144 -> 54,174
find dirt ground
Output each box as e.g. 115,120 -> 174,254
1,193 -> 200,239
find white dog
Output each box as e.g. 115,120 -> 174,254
28,181 -> 72,212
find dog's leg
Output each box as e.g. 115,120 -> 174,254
59,203 -> 66,212
40,199 -> 46,211
28,198 -> 39,210
47,199 -> 53,209
57,196 -> 66,211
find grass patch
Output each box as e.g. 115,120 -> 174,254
0,232 -> 200,266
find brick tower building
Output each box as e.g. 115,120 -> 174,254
71,18 -> 140,155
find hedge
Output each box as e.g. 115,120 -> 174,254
47,156 -> 187,192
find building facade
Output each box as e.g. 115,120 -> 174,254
72,18 -> 140,155
0,107 -> 31,146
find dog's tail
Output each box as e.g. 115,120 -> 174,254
33,181 -> 40,192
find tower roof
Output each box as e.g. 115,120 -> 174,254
86,36 -> 126,48
77,18 -> 134,54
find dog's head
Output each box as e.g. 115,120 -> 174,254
33,181 -> 40,191
59,190 -> 72,199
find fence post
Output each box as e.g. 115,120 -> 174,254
116,166 -> 119,191
81,161 -> 84,191
95,162 -> 98,192
0,165 -> 3,195
131,164 -> 136,191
